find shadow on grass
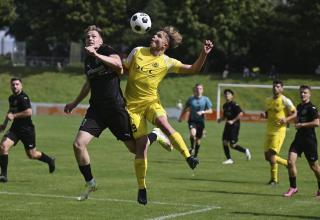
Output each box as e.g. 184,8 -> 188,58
231,211 -> 320,220
151,159 -> 182,165
173,177 -> 262,185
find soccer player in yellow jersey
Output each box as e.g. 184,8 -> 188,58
123,26 -> 213,204
260,80 -> 296,185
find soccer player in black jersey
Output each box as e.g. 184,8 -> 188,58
0,78 -> 55,183
64,25 -> 168,202
218,89 -> 251,164
283,85 -> 320,198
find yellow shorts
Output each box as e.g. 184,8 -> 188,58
128,102 -> 167,139
264,132 -> 286,154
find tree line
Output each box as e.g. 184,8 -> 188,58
0,0 -> 319,74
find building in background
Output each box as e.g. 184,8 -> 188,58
0,29 -> 15,55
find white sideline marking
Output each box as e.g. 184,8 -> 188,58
0,191 -> 220,219
148,206 -> 219,220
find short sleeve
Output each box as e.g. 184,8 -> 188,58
165,56 -> 183,73
282,96 -> 296,112
310,105 -> 319,120
19,95 -> 31,111
123,47 -> 140,69
205,97 -> 213,109
235,103 -> 242,114
185,97 -> 192,107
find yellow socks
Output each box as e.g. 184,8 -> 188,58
271,163 -> 278,182
169,132 -> 190,159
134,159 -> 147,189
275,155 -> 288,167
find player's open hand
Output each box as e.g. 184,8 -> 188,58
203,40 -> 214,54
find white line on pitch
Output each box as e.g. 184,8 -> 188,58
148,206 -> 220,220
0,191 -> 219,209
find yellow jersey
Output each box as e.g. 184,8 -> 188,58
123,47 -> 183,111
264,94 -> 295,134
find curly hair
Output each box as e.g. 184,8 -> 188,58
162,26 -> 182,49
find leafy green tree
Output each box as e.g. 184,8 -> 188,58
0,0 -> 16,28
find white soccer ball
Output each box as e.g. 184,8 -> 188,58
130,12 -> 152,34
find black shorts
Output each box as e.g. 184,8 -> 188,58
188,121 -> 205,139
289,134 -> 318,162
222,124 -> 240,144
80,105 -> 132,141
4,125 -> 36,150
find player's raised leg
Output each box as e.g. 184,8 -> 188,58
25,148 -> 55,173
155,116 -> 199,169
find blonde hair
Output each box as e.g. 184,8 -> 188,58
162,26 -> 182,49
84,25 -> 102,37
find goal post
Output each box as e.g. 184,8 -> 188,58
216,83 -> 320,120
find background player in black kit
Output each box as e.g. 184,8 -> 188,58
0,78 -> 55,183
283,85 -> 320,198
218,89 -> 251,164
64,25 -> 167,202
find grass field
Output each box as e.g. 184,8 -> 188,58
0,115 -> 320,220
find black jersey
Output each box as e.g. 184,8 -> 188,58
296,102 -> 318,137
222,101 -> 242,126
84,44 -> 125,108
8,91 -> 33,127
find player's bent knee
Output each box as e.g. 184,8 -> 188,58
287,159 -> 294,168
308,162 -> 318,171
0,144 -> 9,154
73,141 -> 86,151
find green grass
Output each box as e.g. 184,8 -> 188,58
1,65 -> 320,109
0,115 -> 320,219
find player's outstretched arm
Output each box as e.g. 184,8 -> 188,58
64,80 -> 90,114
179,40 -> 214,74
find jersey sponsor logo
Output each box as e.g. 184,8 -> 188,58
135,63 -> 156,75
152,62 -> 159,68
86,65 -> 111,78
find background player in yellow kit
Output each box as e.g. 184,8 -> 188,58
260,80 -> 296,185
123,26 -> 213,204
